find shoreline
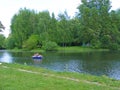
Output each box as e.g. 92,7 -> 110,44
5,46 -> 110,53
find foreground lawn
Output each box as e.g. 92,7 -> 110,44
0,63 -> 120,90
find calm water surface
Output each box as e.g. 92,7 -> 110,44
0,50 -> 120,80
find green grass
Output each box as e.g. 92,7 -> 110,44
7,46 -> 109,53
0,63 -> 120,90
57,46 -> 109,53
7,48 -> 45,53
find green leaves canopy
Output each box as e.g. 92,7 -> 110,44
6,0 -> 120,50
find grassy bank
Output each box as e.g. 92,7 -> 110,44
57,46 -> 109,53
0,63 -> 120,90
7,46 -> 109,53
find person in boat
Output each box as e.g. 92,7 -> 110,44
32,53 -> 43,60
33,53 -> 42,57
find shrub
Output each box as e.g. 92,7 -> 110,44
108,43 -> 118,50
23,35 -> 39,50
91,39 -> 101,49
42,41 -> 58,51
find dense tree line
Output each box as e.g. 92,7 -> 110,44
2,0 -> 120,50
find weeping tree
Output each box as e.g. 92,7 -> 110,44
0,21 -> 5,32
0,21 -> 5,49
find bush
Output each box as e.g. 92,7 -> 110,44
42,41 -> 58,51
91,39 -> 101,49
23,35 -> 39,50
108,43 -> 118,50
4,35 -> 15,49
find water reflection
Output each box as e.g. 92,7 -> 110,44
33,59 -> 42,66
0,50 -> 120,80
0,51 -> 12,63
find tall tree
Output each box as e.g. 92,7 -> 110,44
77,0 -> 119,49
0,21 -> 5,32
34,10 -> 53,47
11,8 -> 37,48
57,11 -> 74,46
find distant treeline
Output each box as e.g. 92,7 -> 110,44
1,0 -> 120,50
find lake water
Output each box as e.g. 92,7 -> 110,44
0,50 -> 120,80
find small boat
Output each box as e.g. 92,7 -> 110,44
32,53 -> 43,60
32,55 -> 42,59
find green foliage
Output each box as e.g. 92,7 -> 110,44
42,41 -> 58,51
77,0 -> 120,50
5,35 -> 15,49
0,34 -> 5,49
11,8 -> 37,48
91,39 -> 101,49
23,35 -> 39,50
101,35 -> 111,48
3,0 -> 120,50
108,43 -> 119,50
